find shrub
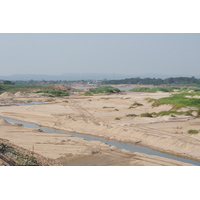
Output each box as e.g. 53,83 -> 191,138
130,87 -> 181,93
145,97 -> 155,103
126,114 -> 137,117
89,86 -> 121,94
83,91 -> 93,96
129,101 -> 143,108
151,93 -> 200,110
115,117 -> 121,120
45,98 -> 55,102
35,90 -> 69,97
140,113 -> 153,117
187,129 -> 199,134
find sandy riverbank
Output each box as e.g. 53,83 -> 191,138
0,118 -> 192,166
0,91 -> 200,165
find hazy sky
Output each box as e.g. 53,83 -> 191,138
0,33 -> 200,76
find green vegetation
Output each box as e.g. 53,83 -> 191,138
35,90 -> 69,97
103,106 -> 114,109
139,110 -> 197,118
157,110 -> 193,116
0,142 -> 42,166
145,97 -> 156,103
187,129 -> 199,134
130,87 -> 181,93
45,98 -> 56,102
83,91 -> 93,96
150,93 -> 200,110
114,109 -> 119,111
0,84 -> 47,94
126,114 -> 137,117
0,143 -> 7,153
2,80 -> 14,85
89,86 -> 121,94
115,117 -> 121,120
102,76 -> 200,86
129,101 -> 143,108
140,113 -> 153,117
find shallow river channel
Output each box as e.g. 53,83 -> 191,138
1,107 -> 200,165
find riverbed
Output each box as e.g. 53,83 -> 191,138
1,115 -> 199,165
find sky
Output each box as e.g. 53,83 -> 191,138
0,33 -> 200,77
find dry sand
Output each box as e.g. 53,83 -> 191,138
0,91 -> 199,165
0,119 -> 192,166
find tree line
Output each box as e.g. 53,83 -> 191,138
102,76 -> 200,86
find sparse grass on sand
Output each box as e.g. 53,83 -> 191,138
187,129 -> 199,134
147,92 -> 200,110
89,86 -> 121,94
35,90 -> 69,97
129,101 -> 143,108
130,87 -> 181,93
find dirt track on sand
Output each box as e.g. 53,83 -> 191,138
0,92 -> 199,165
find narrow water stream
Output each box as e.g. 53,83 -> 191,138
1,116 -> 200,166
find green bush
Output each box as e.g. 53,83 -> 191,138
35,90 -> 69,97
129,101 -> 143,108
126,114 -> 137,117
187,129 -> 199,134
89,86 -> 121,94
115,117 -> 121,120
83,91 -> 93,96
140,113 -> 153,117
130,87 -> 181,93
151,93 -> 200,110
103,106 -> 114,109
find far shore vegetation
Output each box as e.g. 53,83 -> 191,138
102,76 -> 200,87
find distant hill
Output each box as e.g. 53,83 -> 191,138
0,73 -> 199,81
0,73 -> 133,81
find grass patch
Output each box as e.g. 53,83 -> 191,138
0,84 -> 48,94
45,98 -> 56,102
89,86 -> 121,94
114,109 -> 119,111
151,93 -> 200,110
187,129 -> 199,134
35,90 -> 69,97
103,106 -> 114,109
115,117 -> 121,120
140,113 -> 153,117
129,101 -> 143,108
126,114 -> 137,117
83,91 -> 93,96
130,87 -> 181,93
145,97 -> 155,103
139,110 -> 194,118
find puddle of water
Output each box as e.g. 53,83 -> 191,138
1,116 -> 200,166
